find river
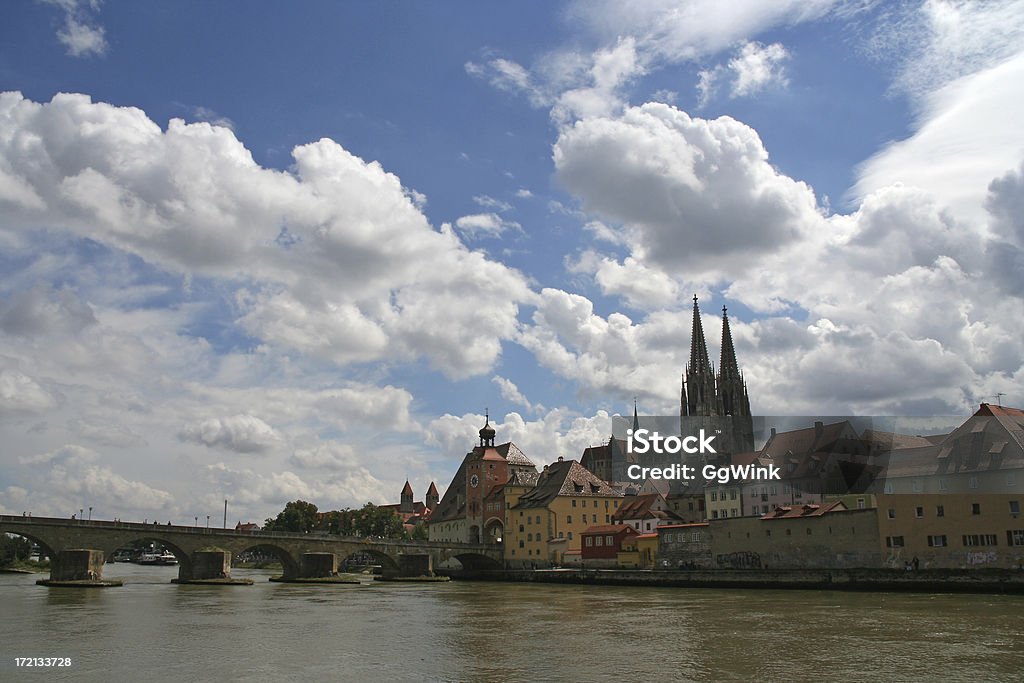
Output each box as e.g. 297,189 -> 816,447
2,564 -> 1023,681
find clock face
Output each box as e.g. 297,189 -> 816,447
470,474 -> 479,488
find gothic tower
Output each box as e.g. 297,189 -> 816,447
717,306 -> 754,452
680,297 -> 754,453
682,295 -> 718,418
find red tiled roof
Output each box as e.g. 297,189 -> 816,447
760,500 -> 847,519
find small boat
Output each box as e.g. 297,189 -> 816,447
137,550 -> 178,565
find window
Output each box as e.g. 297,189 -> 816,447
712,510 -> 719,519
536,516 -> 541,524
519,525 -> 524,533
519,540 -> 524,548
962,534 -> 997,547
884,482 -> 894,494
886,536 -> 905,548
730,491 -> 737,500
711,491 -> 718,502
527,533 -> 533,541
888,508 -> 896,519
605,515 -> 610,523
969,477 -> 979,489
928,535 -> 947,547
593,500 -> 598,508
590,514 -> 596,523
912,480 -> 922,493
731,509 -> 738,518
605,535 -> 613,545
939,478 -> 948,491
786,528 -> 792,536
593,536 -> 602,546
936,505 -> 944,517
971,503 -> 981,515
1011,501 -> 1021,515
857,498 -> 866,510
567,532 -> 573,540
566,515 -> 572,524
915,507 -> 924,518
692,532 -> 701,542
1008,530 -> 1024,546
1009,474 -> 1017,488
572,500 -> 577,507
806,527 -> 812,535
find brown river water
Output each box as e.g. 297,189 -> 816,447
2,564 -> 1023,681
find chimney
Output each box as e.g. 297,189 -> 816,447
557,456 -> 564,462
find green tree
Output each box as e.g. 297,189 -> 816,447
264,500 -> 319,532
0,534 -> 33,566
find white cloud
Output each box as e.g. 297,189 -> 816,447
179,414 -> 282,454
729,41 -> 790,97
43,1 -> 108,58
852,51 -> 1024,226
0,92 -> 533,379
424,408 -> 614,466
453,213 -> 521,238
554,103 -> 822,275
492,375 -> 544,414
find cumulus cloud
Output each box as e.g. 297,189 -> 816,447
554,103 -> 822,274
424,408 -> 614,466
179,414 -> 282,454
0,92 -> 533,379
43,0 -> 108,57
205,461 -> 390,511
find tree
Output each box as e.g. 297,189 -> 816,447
0,534 -> 32,566
263,500 -> 319,533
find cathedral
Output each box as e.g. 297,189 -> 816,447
681,296 -> 755,454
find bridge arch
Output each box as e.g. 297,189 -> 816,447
105,535 -> 194,576
2,530 -> 56,564
453,553 -> 503,571
338,547 -> 399,571
233,542 -> 300,580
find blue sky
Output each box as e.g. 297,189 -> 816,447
2,1 -> 1023,524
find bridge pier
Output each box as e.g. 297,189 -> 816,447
37,549 -> 122,587
268,553 -> 359,583
173,550 -> 252,585
301,552 -> 337,578
378,553 -> 447,582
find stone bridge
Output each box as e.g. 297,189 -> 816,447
0,515 -> 501,584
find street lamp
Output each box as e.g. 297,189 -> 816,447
79,508 -> 83,521
194,516 -> 198,527
88,506 -> 92,521
206,515 -> 210,529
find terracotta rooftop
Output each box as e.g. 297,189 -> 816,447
760,500 -> 847,520
512,459 -> 621,509
581,524 -> 637,535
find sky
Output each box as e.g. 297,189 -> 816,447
1,0 -> 1023,525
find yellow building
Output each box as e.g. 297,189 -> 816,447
872,404 -> 1024,568
504,457 -> 623,568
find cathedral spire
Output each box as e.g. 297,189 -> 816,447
688,295 -> 712,374
632,397 -> 640,432
719,305 -> 740,380
683,295 -> 717,418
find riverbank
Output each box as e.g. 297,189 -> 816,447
444,567 -> 1024,594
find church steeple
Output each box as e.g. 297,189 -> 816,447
717,305 -> 747,418
683,295 -> 717,417
688,295 -> 712,375
632,397 -> 640,432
